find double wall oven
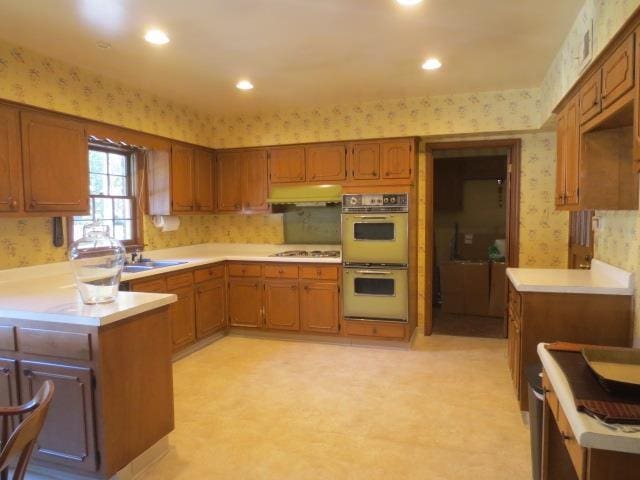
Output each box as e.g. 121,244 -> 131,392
341,193 -> 409,323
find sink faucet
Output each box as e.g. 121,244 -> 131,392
130,248 -> 151,264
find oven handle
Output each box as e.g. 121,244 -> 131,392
352,215 -> 391,220
355,270 -> 393,275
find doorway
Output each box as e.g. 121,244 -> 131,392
568,210 -> 594,269
423,139 -> 521,337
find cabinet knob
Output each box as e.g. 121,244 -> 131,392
372,171 -> 377,176
385,171 -> 390,176
7,197 -> 17,210
30,200 -> 37,208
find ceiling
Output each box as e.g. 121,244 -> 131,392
0,0 -> 584,116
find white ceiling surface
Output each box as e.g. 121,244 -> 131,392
0,0 -> 584,116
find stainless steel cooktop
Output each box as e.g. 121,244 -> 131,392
270,249 -> 341,258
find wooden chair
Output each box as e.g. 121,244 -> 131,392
0,381 -> 55,480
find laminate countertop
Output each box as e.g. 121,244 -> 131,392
506,260 -> 634,296
0,243 -> 341,327
538,343 -> 640,454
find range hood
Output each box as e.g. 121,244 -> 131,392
266,184 -> 342,206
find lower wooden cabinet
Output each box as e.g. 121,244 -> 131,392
228,278 -> 263,328
20,360 -> 98,472
300,280 -> 340,334
195,278 -> 226,338
264,280 -> 300,331
168,286 -> 196,351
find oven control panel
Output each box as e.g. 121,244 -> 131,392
342,193 -> 408,212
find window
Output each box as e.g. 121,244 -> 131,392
70,145 -> 140,246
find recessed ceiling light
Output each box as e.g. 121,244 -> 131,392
236,80 -> 254,91
144,29 -> 170,45
422,58 -> 442,70
396,0 -> 423,5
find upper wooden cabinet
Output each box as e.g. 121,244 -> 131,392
350,143 -> 380,180
269,146 -> 306,183
0,105 -> 22,213
194,149 -> 215,212
578,71 -> 602,125
602,34 -> 635,110
556,97 -> 580,208
217,149 -> 268,213
380,140 -> 413,180
21,111 -> 88,213
307,144 -> 347,182
148,143 -> 216,215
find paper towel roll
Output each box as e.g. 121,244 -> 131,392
153,215 -> 180,232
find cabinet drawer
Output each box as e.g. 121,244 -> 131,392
264,264 -> 298,279
194,264 -> 225,283
17,328 -> 92,361
0,326 -> 16,351
299,265 -> 339,280
166,271 -> 194,290
132,277 -> 167,293
557,404 -> 586,479
343,320 -> 406,339
228,263 -> 262,277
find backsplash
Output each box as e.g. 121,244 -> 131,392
282,206 -> 341,245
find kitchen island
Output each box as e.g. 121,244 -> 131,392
0,263 -> 177,479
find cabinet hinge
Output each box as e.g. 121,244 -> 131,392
91,374 -> 97,390
96,450 -> 101,468
337,286 -> 341,293
344,147 -> 347,155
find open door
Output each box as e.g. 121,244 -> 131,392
568,210 -> 594,269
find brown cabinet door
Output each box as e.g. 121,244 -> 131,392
168,286 -> 196,352
264,280 -> 300,331
300,281 -> 340,334
555,107 -> 568,207
306,144 -> 346,182
579,70 -> 602,124
228,278 -> 263,328
170,144 -> 194,213
20,361 -> 98,472
0,105 -> 22,213
195,278 -> 226,338
350,143 -> 380,180
194,149 -> 215,213
242,150 -> 269,212
602,34 -> 635,110
217,152 -> 243,212
380,140 -> 413,180
269,147 -> 306,183
564,99 -> 580,207
21,111 -> 88,213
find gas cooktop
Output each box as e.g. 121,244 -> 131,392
270,249 -> 341,258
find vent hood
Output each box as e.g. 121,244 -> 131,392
267,185 -> 342,206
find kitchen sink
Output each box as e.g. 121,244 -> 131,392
122,260 -> 188,273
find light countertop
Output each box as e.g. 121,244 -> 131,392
0,243 -> 340,327
538,343 -> 640,454
506,260 -> 633,295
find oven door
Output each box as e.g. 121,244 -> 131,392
341,213 -> 408,265
343,267 -> 408,322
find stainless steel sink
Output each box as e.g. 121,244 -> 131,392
122,260 -> 187,274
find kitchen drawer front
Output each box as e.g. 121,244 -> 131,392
299,265 -> 339,280
131,277 -> 167,293
228,263 -> 262,278
166,271 -> 194,290
0,326 -> 16,351
343,320 -> 406,339
17,328 -> 92,361
194,264 -> 225,283
557,403 -> 586,479
264,264 -> 299,279
542,373 -> 559,419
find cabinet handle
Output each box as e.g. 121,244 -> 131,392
560,431 -> 572,441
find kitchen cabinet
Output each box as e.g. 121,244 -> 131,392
555,96 -> 580,208
217,149 -> 269,213
349,142 -> 380,180
269,146 -> 306,183
21,110 -> 88,214
0,105 -> 22,213
228,278 -> 263,328
195,278 -> 226,338
148,144 -> 215,215
299,266 -> 340,334
20,360 -> 98,472
507,280 -> 632,410
264,280 -> 300,331
306,143 -> 347,182
601,33 -> 635,110
578,71 -> 602,125
541,371 -> 640,479
168,285 -> 196,352
380,140 -> 413,180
